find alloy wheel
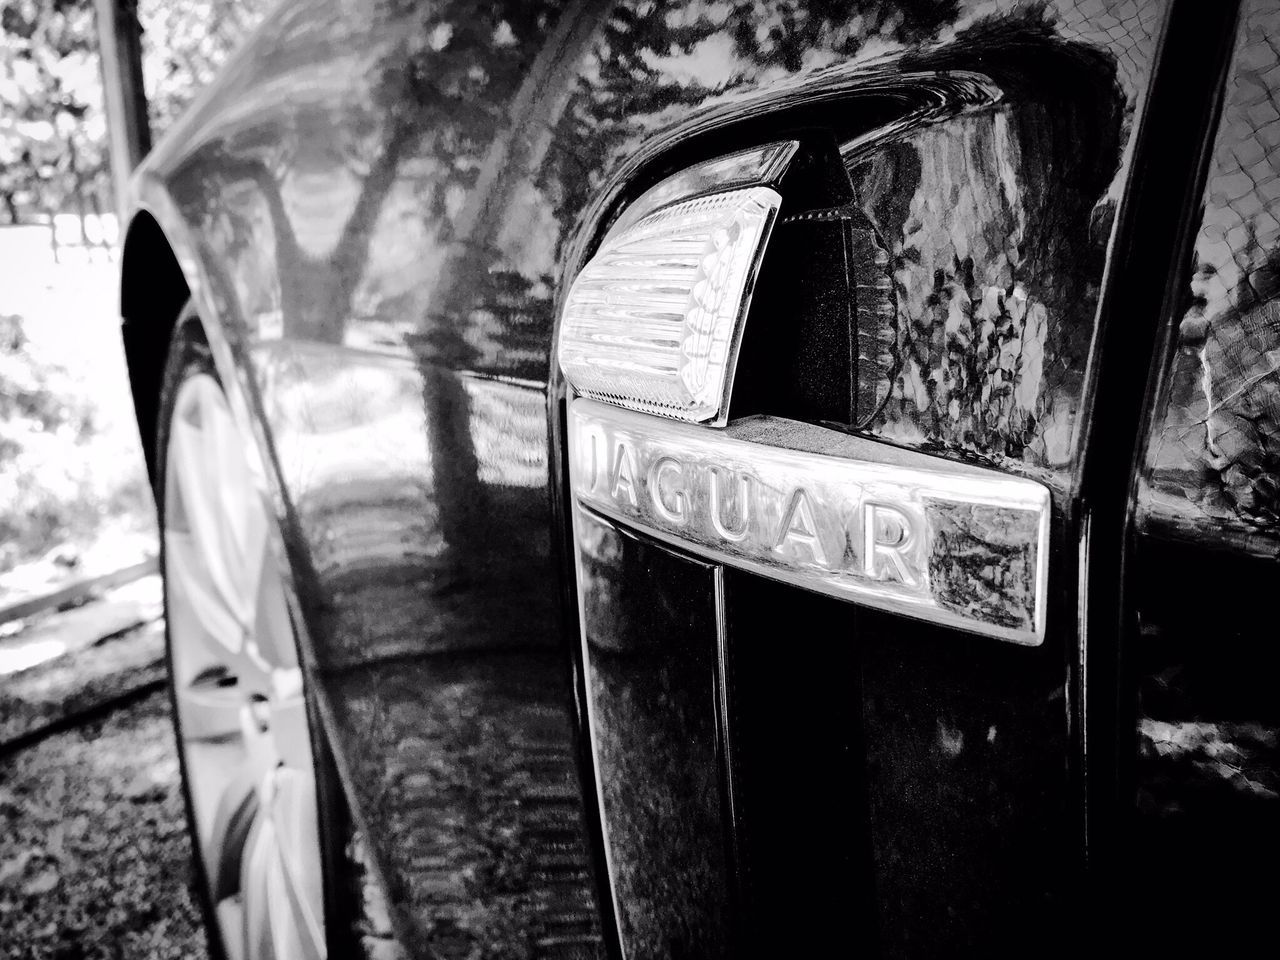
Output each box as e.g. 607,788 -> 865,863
163,369 -> 326,960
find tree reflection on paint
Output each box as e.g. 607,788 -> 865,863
846,7 -> 1126,481
1144,5 -> 1280,539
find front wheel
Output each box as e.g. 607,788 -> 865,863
156,306 -> 341,960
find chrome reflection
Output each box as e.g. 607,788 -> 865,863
568,398 -> 1049,645
604,139 -> 799,239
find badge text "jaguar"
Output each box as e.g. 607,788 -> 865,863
568,399 -> 1050,645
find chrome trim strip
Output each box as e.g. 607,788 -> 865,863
711,566 -> 739,886
1076,509 -> 1091,857
568,398 -> 1051,645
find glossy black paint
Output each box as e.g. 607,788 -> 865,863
551,3 -> 1169,956
719,573 -> 873,956
576,512 -> 730,959
1126,533 -> 1280,953
734,24 -> 1134,491
1072,0 -> 1241,938
115,0 -> 1277,956
1127,0 -> 1280,950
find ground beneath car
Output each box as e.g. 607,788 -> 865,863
0,690 -> 208,959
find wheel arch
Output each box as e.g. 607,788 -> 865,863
120,208 -> 192,490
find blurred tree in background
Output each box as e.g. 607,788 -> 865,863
0,0 -> 271,225
137,0 -> 273,132
0,0 -> 270,580
0,312 -> 97,570
0,0 -> 108,226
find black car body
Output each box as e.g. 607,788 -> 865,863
119,0 -> 1280,956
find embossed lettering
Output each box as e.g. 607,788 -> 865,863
610,441 -> 638,507
583,427 -> 604,492
568,399 -> 1049,645
649,457 -> 688,524
775,488 -> 826,565
863,503 -> 917,585
709,468 -> 750,541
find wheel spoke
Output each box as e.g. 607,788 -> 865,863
240,772 -> 325,960
171,408 -> 251,632
241,817 -> 278,960
169,532 -> 277,699
268,768 -> 326,959
202,386 -> 270,615
252,557 -> 298,673
166,529 -> 245,668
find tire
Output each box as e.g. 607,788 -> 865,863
155,304 -> 387,960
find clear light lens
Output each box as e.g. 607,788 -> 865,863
558,185 -> 781,424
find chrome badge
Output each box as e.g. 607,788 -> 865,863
568,399 -> 1049,645
560,142 -> 1050,645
